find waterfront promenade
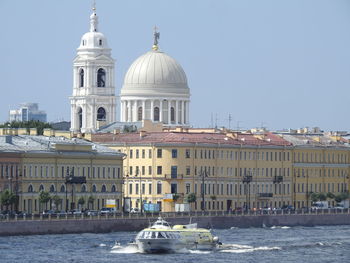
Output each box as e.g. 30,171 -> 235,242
0,209 -> 349,236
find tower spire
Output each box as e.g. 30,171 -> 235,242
90,1 -> 98,32
152,26 -> 160,51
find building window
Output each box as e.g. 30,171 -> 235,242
28,185 -> 34,193
129,149 -> 133,159
111,185 -> 116,192
79,68 -> 84,87
129,166 -> 133,175
172,149 -> 178,158
60,185 -> 65,193
171,107 -> 175,122
154,107 -> 160,121
136,149 -> 139,158
97,107 -> 106,121
81,184 -> 86,193
157,166 -> 162,175
186,183 -> 190,194
157,149 -> 162,158
99,39 -> 102,46
157,181 -> 162,194
142,149 -> 145,158
39,184 -> 44,192
149,184 -> 152,195
97,68 -> 106,87
49,185 -> 55,193
148,149 -> 152,158
138,107 -> 143,121
186,166 -> 191,175
92,185 -> 97,192
171,183 -> 177,194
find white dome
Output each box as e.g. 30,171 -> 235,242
78,31 -> 109,49
121,50 -> 189,97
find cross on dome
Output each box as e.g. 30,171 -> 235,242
90,1 -> 98,32
153,26 -> 160,51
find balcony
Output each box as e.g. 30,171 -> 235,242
273,176 -> 283,184
164,174 -> 184,180
257,193 -> 273,199
163,193 -> 184,201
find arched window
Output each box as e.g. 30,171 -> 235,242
77,108 -> 82,129
97,107 -> 106,121
81,184 -> 86,193
154,107 -> 160,122
79,69 -> 84,87
171,107 -> 175,122
101,185 -> 106,192
138,107 -> 143,121
28,185 -> 33,193
39,184 -> 44,192
97,68 -> 106,87
92,185 -> 97,192
60,185 -> 65,193
99,39 -> 102,46
111,185 -> 116,192
49,185 -> 55,193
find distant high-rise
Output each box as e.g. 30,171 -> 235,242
9,103 -> 47,122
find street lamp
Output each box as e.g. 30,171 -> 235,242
135,170 -> 143,214
273,175 -> 283,208
199,170 -> 208,211
242,172 -> 253,212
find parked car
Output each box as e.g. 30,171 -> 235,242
100,207 -> 115,215
130,208 -> 140,214
69,209 -> 82,215
85,210 -> 99,216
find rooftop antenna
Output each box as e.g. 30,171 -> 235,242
236,121 -> 242,131
215,113 -> 218,129
210,113 -> 213,128
225,114 -> 232,129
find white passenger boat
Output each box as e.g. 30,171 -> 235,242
135,217 -> 219,253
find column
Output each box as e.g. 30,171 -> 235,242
181,101 -> 185,125
151,100 -> 154,121
120,101 -> 124,122
133,100 -> 138,122
175,100 -> 179,125
160,100 -> 163,122
168,100 -> 171,124
186,101 -> 190,124
127,101 -> 131,122
142,100 -> 146,120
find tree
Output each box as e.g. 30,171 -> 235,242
0,190 -> 17,211
335,192 -> 349,203
39,191 -> 51,211
172,194 -> 180,203
0,120 -> 52,135
318,193 -> 327,201
87,195 -> 95,209
326,192 -> 335,200
52,195 -> 62,211
210,195 -> 217,201
78,197 -> 85,210
185,193 -> 197,211
310,192 -> 319,203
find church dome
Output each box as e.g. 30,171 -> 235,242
121,49 -> 189,97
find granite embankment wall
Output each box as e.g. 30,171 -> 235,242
0,214 -> 349,236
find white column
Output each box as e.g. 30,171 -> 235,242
175,100 -> 179,124
168,100 -> 171,124
151,100 -> 154,121
120,101 -> 124,122
133,100 -> 138,122
127,101 -> 131,122
142,100 -> 146,120
186,101 -> 189,124
160,100 -> 163,122
181,100 -> 185,124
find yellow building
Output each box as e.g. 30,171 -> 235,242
0,135 -> 124,214
92,130 -> 295,212
277,132 -> 350,209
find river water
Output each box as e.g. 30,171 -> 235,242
1,225 -> 349,263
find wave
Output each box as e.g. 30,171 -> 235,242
270,226 -> 291,229
218,243 -> 281,253
110,243 -> 140,254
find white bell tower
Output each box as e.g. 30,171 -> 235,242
70,5 -> 116,133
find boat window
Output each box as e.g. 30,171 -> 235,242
158,232 -> 166,238
151,232 -> 157,238
144,232 -> 151,239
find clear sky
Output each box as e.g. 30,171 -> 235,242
1,0 -> 350,131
